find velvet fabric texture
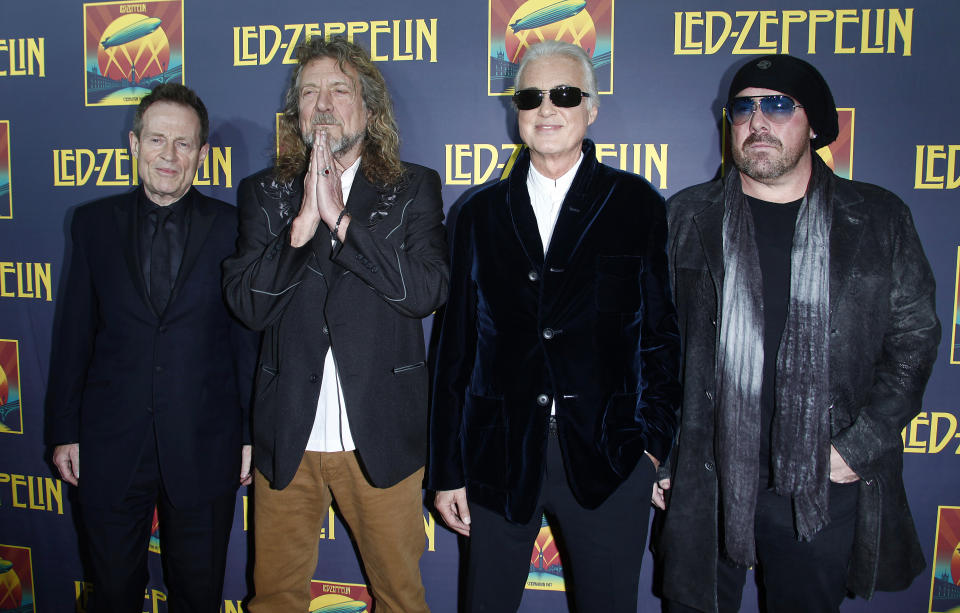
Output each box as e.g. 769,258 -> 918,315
428,140 -> 681,524
658,170 -> 940,612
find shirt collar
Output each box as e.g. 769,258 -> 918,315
526,152 -> 583,197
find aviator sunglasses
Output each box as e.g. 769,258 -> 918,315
725,95 -> 804,126
512,86 -> 591,110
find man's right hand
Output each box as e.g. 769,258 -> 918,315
652,477 -> 671,510
53,443 -> 80,486
435,487 -> 471,537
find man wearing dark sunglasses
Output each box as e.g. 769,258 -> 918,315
429,41 -> 680,612
657,54 -> 939,613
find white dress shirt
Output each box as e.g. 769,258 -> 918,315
306,157 -> 361,452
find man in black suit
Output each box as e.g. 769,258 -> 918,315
45,83 -> 256,613
428,41 -> 681,612
222,37 -> 448,613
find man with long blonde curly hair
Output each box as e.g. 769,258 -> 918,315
224,36 -> 448,613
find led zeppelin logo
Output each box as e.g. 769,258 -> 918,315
309,580 -> 371,612
0,544 -> 36,612
82,0 -> 184,106
722,108 -> 855,180
0,340 -> 22,435
929,506 -> 960,613
0,121 -> 10,219
488,0 -> 614,96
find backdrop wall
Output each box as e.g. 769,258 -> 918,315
1,1 -> 958,612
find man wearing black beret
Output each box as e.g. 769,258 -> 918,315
655,54 -> 940,612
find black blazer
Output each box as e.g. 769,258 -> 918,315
222,164 -> 449,490
45,188 -> 256,509
428,141 -> 681,524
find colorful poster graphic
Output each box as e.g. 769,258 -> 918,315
0,340 -> 22,435
309,580 -> 371,612
0,544 -> 36,613
526,515 -> 565,591
952,248 -> 960,365
722,108 -> 855,180
929,506 -> 960,613
489,0 -> 614,95
0,122 -> 9,219
83,0 -> 184,106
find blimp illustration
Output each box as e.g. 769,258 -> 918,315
100,16 -> 163,49
0,558 -> 13,573
309,593 -> 368,613
509,0 -> 587,33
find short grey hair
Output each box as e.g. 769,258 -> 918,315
514,41 -> 599,111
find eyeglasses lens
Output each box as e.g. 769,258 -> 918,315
513,87 -> 586,110
728,95 -> 798,125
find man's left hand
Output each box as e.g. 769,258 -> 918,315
829,444 -> 860,483
240,445 -> 253,486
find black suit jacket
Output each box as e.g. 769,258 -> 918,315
428,141 -> 682,524
222,163 -> 448,490
45,188 -> 257,509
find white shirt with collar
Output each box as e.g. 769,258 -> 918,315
526,152 -> 583,251
306,156 -> 361,452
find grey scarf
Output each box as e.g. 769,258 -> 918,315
715,156 -> 834,566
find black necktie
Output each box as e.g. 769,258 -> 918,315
149,207 -> 173,313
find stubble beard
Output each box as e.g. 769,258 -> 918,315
301,116 -> 366,159
732,132 -> 807,182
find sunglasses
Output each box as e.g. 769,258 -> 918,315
512,86 -> 591,110
725,95 -> 804,125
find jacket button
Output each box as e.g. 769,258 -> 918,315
146,406 -> 153,414
158,326 -> 167,333
542,328 -> 555,340
536,394 -> 550,407
155,365 -> 163,373
309,374 -> 319,383
704,461 -> 714,471
528,270 -> 540,282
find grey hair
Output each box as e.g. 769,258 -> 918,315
513,41 -> 599,111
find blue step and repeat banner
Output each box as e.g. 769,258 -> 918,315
2,1 -> 959,611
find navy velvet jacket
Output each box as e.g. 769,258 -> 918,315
428,141 -> 681,524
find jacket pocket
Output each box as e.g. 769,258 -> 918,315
596,255 -> 644,312
392,361 -> 426,375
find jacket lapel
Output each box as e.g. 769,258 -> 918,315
543,145 -> 608,271
167,189 -> 216,310
113,190 -> 153,314
507,153 -> 545,269
828,179 -> 866,316
692,197 -> 725,295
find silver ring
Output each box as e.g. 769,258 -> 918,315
322,167 -> 331,176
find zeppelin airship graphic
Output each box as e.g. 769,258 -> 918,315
0,558 -> 13,573
509,0 -> 587,33
309,594 -> 368,613
100,16 -> 163,49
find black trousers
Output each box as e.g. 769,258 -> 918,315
80,427 -> 236,613
464,427 -> 657,612
667,482 -> 859,613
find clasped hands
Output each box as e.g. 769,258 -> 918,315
290,129 -> 351,247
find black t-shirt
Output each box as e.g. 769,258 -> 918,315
747,195 -> 802,487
